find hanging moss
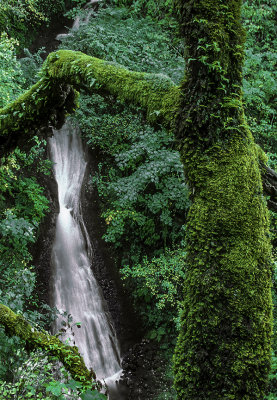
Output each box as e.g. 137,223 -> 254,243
173,1 -> 272,399
0,303 -> 95,386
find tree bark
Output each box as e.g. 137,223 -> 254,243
173,1 -> 272,399
262,164 -> 277,213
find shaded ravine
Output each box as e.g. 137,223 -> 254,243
49,121 -> 122,394
30,3 -> 164,398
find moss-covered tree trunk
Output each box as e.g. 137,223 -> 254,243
173,1 -> 272,399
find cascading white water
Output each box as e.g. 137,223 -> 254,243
49,122 -> 122,390
56,0 -> 99,41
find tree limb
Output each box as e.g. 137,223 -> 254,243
0,303 -> 96,386
0,50 -> 180,156
0,48 -> 275,225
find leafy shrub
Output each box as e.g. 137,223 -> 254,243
0,139 -> 50,380
110,0 -> 177,30
0,350 -> 106,399
242,0 -> 277,155
0,31 -> 51,380
99,125 -> 189,254
0,33 -> 25,108
121,247 -> 186,342
0,0 -> 46,47
59,5 -> 185,84
19,47 -> 46,88
0,0 -> 86,48
72,94 -> 190,265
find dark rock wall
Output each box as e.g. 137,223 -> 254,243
32,130 -> 59,308
81,147 -> 142,354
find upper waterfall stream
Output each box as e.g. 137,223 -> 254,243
49,122 -> 122,394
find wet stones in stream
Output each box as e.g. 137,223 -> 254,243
117,340 -> 164,400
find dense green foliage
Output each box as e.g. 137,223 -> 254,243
0,0 -> 45,46
0,34 -> 25,107
0,350 -> 105,400
242,0 -> 277,155
0,1 -> 98,398
0,0 -> 276,398
110,0 -> 177,30
0,0 -> 85,48
121,248 -> 186,343
60,6 -> 184,84
0,135 -> 50,381
0,22 -> 50,395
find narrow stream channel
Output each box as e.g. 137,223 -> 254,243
49,121 -> 122,396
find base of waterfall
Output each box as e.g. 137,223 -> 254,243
102,369 -> 123,399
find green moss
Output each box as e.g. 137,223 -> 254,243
173,1 -> 272,399
43,50 -> 180,128
0,78 -> 76,156
0,50 -> 181,156
174,130 -> 272,399
0,11 -> 272,396
0,303 -> 94,386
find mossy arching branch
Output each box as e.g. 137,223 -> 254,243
0,303 -> 95,386
44,50 -> 180,127
0,50 -> 181,156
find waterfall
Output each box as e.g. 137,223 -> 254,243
49,121 -> 122,392
56,0 -> 99,41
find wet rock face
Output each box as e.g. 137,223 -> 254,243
32,132 -> 59,308
81,148 -> 142,353
117,340 -> 168,400
119,340 -> 156,399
